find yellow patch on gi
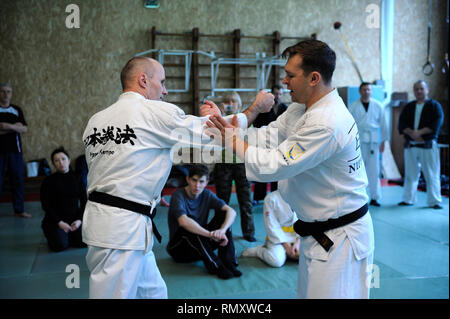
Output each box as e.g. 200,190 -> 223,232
287,143 -> 305,160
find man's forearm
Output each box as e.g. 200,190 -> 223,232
243,103 -> 262,127
179,216 -> 211,238
0,122 -> 27,134
220,206 -> 236,231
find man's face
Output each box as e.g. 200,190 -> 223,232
272,88 -> 283,105
359,85 -> 372,101
186,174 -> 208,198
145,62 -> 168,101
282,54 -> 311,104
413,82 -> 429,102
0,86 -> 12,107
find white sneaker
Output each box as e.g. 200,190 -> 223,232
241,246 -> 259,257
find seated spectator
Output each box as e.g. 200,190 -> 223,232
40,147 -> 87,252
242,190 -> 300,267
166,164 -> 242,279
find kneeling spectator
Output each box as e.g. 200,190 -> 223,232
242,190 -> 300,267
40,147 -> 87,252
167,164 -> 241,279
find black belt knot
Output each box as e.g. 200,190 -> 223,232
294,203 -> 368,252
88,191 -> 162,243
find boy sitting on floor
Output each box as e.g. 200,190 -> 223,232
166,164 -> 242,279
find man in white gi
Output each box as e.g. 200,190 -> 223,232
397,80 -> 444,209
242,190 -> 300,267
202,39 -> 375,299
82,56 -> 274,299
348,82 -> 388,207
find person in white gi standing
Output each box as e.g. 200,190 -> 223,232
82,57 -> 273,299
203,39 -> 375,299
348,82 -> 388,207
397,80 -> 444,209
242,190 -> 300,267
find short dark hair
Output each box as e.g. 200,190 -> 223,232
271,84 -> 283,92
120,56 -> 150,90
359,82 -> 371,90
188,164 -> 209,179
282,39 -> 336,84
51,146 -> 70,163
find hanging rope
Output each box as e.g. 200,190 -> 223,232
423,0 -> 435,76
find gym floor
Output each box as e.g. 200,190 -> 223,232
0,185 -> 448,299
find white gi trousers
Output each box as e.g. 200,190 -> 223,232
86,245 -> 167,299
402,142 -> 442,206
361,142 -> 382,201
251,242 -> 288,268
298,213 -> 374,299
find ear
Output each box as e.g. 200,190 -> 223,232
137,73 -> 147,88
309,71 -> 321,87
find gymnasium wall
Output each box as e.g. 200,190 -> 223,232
0,0 -> 447,164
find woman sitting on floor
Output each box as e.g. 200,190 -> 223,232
40,147 -> 87,252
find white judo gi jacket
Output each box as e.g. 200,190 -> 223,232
244,89 -> 375,298
348,98 -> 388,200
264,190 -> 298,245
82,92 -> 247,252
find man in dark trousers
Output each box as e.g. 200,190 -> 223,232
398,80 -> 444,209
0,83 -> 31,218
167,164 -> 242,279
252,84 -> 288,204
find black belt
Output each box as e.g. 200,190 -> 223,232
88,191 -> 162,243
293,203 -> 368,252
409,143 -> 426,148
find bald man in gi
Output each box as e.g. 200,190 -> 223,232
82,57 -> 273,299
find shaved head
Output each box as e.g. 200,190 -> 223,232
120,57 -> 158,90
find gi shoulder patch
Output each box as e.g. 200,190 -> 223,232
287,143 -> 305,160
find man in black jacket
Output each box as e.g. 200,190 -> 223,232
398,80 -> 444,209
0,83 -> 31,218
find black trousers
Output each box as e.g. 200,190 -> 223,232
213,163 -> 254,237
167,212 -> 238,272
253,181 -> 278,201
42,222 -> 86,252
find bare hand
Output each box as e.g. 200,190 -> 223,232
200,100 -> 221,118
206,115 -> 239,147
58,221 -> 72,233
253,90 -> 275,113
211,229 -> 228,246
70,220 -> 82,231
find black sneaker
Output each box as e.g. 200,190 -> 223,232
224,263 -> 242,277
370,199 -> 381,207
216,264 -> 234,280
431,204 -> 443,209
244,235 -> 256,242
398,201 -> 413,206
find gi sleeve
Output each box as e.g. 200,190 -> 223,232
379,105 -> 389,142
152,103 -> 248,150
247,109 -> 292,148
245,124 -> 337,182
